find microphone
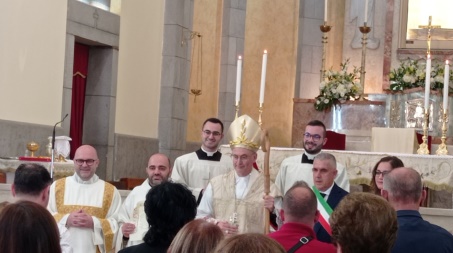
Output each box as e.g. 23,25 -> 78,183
51,114 -> 68,179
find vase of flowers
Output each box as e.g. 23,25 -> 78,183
314,59 -> 361,112
389,58 -> 453,92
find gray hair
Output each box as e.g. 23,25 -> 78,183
383,167 -> 422,203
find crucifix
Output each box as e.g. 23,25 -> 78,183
418,16 -> 441,55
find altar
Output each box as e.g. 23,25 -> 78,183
0,158 -> 74,183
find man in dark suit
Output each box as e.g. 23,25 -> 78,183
382,167 -> 453,253
312,152 -> 348,243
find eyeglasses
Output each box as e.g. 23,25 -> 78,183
304,132 -> 322,141
375,170 -> 390,176
75,159 -> 97,166
203,130 -> 222,137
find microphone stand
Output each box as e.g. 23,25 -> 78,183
51,114 -> 68,179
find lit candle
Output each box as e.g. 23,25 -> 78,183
259,50 -> 268,104
424,54 -> 431,111
236,56 -> 242,105
324,0 -> 328,22
364,0 -> 368,24
443,60 -> 450,110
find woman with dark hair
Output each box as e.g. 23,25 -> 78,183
370,156 -> 404,195
0,201 -> 62,253
167,219 -> 224,253
119,182 -> 197,253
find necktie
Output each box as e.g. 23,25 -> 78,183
320,192 -> 326,198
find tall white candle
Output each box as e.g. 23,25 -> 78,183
443,60 -> 450,110
236,56 -> 242,105
364,0 -> 369,23
424,55 -> 431,111
324,0 -> 328,22
259,50 -> 268,104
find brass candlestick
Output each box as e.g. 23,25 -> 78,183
358,23 -> 371,101
417,110 -> 430,155
320,22 -> 332,82
235,102 -> 240,119
436,109 -> 448,155
258,103 -> 263,127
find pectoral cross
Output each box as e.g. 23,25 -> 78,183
418,16 -> 441,55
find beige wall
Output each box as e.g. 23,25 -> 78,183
186,0 -> 223,142
241,0 -> 299,147
115,0 -> 164,138
0,0 -> 67,125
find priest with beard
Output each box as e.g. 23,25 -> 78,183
275,120 -> 349,195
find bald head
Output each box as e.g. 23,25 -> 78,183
383,167 -> 423,209
282,181 -> 317,225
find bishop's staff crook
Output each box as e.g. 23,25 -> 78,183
261,128 -> 271,234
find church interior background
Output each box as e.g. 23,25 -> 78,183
2,0 -> 453,207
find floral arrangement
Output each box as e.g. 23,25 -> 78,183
389,58 -> 453,92
314,59 -> 361,112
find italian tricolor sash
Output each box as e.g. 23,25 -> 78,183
312,186 -> 333,235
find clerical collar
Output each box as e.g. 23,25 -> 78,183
201,147 -> 216,156
301,152 -> 319,164
73,173 -> 99,184
196,148 -> 222,161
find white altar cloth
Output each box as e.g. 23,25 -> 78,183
220,146 -> 453,192
0,158 -> 74,183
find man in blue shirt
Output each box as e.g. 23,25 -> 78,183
382,167 -> 453,253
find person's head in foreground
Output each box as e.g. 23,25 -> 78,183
0,201 -> 62,253
167,219 -> 224,253
214,233 -> 285,253
144,182 -> 197,249
330,192 -> 397,253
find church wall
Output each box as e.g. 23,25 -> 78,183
185,0 -> 223,143
241,0 -> 299,147
0,0 -> 67,125
115,0 -> 164,139
342,0 -> 387,94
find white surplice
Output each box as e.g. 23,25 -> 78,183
48,173 -> 122,253
115,179 -> 151,251
172,150 -> 233,199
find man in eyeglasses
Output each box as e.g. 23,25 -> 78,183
172,117 -> 233,204
48,145 -> 122,253
275,120 -> 349,195
116,153 -> 172,250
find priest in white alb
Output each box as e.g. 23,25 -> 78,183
115,153 -> 172,250
197,114 -> 281,235
172,118 -> 233,203
275,120 -> 350,195
48,145 -> 122,253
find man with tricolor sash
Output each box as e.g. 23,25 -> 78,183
312,152 -> 348,243
48,145 -> 122,253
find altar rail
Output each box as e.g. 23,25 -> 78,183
220,146 -> 453,192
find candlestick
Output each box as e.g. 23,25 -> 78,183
236,56 -> 242,105
258,103 -> 263,127
436,109 -> 448,156
324,0 -> 328,22
417,110 -> 430,155
364,0 -> 369,23
424,55 -> 431,110
320,23 -> 332,82
443,60 -> 450,110
259,50 -> 268,104
358,23 -> 371,100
